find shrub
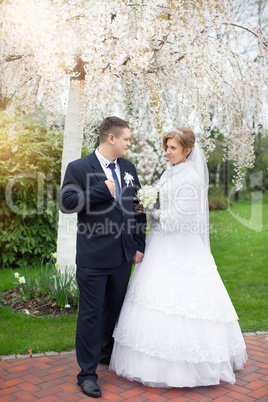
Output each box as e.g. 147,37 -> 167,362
208,187 -> 228,210
0,113 -> 63,268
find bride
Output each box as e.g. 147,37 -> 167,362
109,127 -> 247,388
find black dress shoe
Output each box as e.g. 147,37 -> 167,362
80,380 -> 101,398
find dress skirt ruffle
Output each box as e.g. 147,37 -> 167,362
110,230 -> 247,388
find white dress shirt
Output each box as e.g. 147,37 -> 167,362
95,148 -> 122,201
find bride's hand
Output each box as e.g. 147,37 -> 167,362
145,208 -> 161,221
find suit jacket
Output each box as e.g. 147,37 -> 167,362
59,152 -> 146,268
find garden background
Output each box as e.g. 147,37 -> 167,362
0,0 -> 267,356
0,113 -> 267,356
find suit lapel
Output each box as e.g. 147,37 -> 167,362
118,158 -> 129,208
89,152 -> 107,181
118,158 -> 128,194
90,152 -> 122,208
118,157 -> 136,209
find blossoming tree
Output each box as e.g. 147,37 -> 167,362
1,0 -> 267,269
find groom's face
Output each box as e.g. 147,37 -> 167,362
112,127 -> 131,158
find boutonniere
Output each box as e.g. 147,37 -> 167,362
124,172 -> 134,187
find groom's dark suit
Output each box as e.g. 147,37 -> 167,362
59,151 -> 146,384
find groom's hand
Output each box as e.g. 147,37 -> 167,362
133,250 -> 144,264
105,179 -> 116,197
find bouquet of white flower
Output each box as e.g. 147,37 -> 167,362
137,185 -> 158,209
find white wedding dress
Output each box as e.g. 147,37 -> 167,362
110,147 -> 247,388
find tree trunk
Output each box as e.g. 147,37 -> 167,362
56,79 -> 84,271
224,160 -> 229,196
234,190 -> 239,201
215,162 -> 221,188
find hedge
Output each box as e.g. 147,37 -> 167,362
0,114 -> 63,268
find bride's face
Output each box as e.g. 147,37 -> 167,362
166,138 -> 190,165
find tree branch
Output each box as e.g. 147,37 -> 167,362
3,55 -> 24,63
175,55 -> 185,64
224,23 -> 267,48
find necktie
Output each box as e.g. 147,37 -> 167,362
108,163 -> 121,204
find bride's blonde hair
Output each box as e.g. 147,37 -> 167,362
163,127 -> 195,153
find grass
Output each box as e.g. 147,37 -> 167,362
0,265 -> 78,356
0,306 -> 77,355
210,196 -> 268,333
0,197 -> 267,355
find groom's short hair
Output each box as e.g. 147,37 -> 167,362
99,116 -> 129,143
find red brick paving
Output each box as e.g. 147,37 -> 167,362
0,334 -> 267,401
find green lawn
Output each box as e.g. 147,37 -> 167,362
210,197 -> 268,333
0,307 -> 77,355
0,197 -> 267,355
0,265 -> 78,355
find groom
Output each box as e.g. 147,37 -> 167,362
59,116 -> 146,398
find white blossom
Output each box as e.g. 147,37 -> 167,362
19,276 -> 26,284
0,0 -> 267,187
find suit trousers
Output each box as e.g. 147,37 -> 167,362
76,256 -> 132,384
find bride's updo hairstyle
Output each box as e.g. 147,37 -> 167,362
163,127 -> 195,158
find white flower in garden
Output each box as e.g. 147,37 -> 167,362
19,276 -> 26,284
64,304 -> 70,308
137,185 -> 158,209
0,0 -> 267,192
14,272 -> 19,278
51,252 -> 57,259
127,133 -> 166,186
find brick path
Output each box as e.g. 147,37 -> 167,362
0,333 -> 267,401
